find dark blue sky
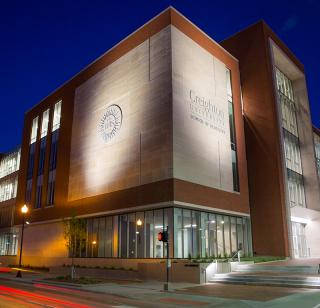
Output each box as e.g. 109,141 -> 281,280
1,0 -> 319,152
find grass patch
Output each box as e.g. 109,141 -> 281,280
187,255 -> 286,264
241,256 -> 286,263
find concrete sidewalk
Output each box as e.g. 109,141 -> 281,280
1,270 -> 320,307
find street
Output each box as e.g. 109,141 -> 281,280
0,279 -> 146,308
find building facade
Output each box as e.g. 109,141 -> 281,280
222,21 -> 320,258
1,8 -> 319,267
12,8 -> 251,266
0,148 -> 20,256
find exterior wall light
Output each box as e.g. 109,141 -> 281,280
136,219 -> 142,226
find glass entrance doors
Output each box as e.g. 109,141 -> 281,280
292,222 -> 308,258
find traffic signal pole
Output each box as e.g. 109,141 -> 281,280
164,225 -> 169,291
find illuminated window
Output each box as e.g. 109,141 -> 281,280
52,101 -> 62,131
41,109 -> 50,138
275,67 -> 306,208
314,132 -> 320,178
30,116 -> 39,144
0,178 -> 18,202
0,149 -> 20,179
226,69 -> 239,192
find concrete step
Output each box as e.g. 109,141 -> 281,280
209,273 -> 320,288
232,264 -> 318,274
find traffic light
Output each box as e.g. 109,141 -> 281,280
158,231 -> 168,242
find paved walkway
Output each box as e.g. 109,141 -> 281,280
1,268 -> 320,307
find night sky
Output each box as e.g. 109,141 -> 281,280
1,0 -> 319,152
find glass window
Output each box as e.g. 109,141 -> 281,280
230,216 -> 237,254
0,233 -> 18,256
80,208 -> 253,260
200,212 -> 209,258
112,216 -> 118,258
34,175 -> 43,209
30,117 -> 39,144
192,211 -> 201,258
136,212 -> 145,258
208,213 -> 217,258
91,219 -> 99,257
0,178 -> 17,203
52,101 -> 62,131
236,217 -> 244,253
128,213 -> 136,258
119,215 -> 128,258
0,149 -> 20,179
86,219 -> 93,257
49,130 -> 59,171
145,211 -> 154,258
287,169 -> 306,208
283,129 -> 302,174
216,215 -> 224,257
41,109 -> 50,138
98,217 -> 106,258
226,69 -> 239,192
314,133 -> 320,178
105,216 -> 113,257
183,209 -> 192,258
38,137 -> 46,175
174,208 -> 183,258
154,209 -> 163,258
27,144 -> 36,180
47,170 -> 56,206
223,216 -> 231,257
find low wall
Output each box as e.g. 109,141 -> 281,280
50,260 -> 233,284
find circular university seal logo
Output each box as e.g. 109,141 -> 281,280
99,104 -> 122,142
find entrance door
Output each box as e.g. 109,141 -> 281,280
292,222 -> 308,258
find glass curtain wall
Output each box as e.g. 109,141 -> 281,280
82,207 -> 252,259
0,233 -> 18,256
0,149 -> 20,179
226,69 -> 240,192
314,132 -> 320,178
275,68 -> 306,208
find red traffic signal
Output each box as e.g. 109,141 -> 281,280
158,231 -> 168,242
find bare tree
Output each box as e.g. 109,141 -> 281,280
63,215 -> 87,279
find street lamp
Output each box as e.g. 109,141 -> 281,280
16,204 -> 29,278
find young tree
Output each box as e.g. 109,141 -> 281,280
63,215 -> 87,279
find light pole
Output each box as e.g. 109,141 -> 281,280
16,204 -> 29,278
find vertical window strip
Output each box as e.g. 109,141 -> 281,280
226,69 -> 239,192
52,100 -> 62,132
30,116 -> 39,144
275,67 -> 306,208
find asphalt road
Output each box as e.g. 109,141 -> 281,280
0,279 -> 146,308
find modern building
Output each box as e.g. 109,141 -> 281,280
222,21 -> 320,258
0,7 -> 319,268
0,147 -> 20,256
12,7 -> 252,266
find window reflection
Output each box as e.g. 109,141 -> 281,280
81,207 -> 252,259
